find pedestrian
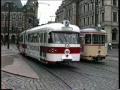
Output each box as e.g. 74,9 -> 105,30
108,42 -> 112,50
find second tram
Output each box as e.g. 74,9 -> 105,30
18,21 -> 81,64
80,28 -> 108,61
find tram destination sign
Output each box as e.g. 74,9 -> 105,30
62,27 -> 73,31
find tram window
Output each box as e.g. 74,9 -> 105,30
31,34 -> 34,42
34,33 -> 37,43
19,35 -> 23,42
49,32 -> 79,44
85,34 -> 91,44
44,33 -> 47,43
92,34 -> 99,44
40,33 -> 43,43
40,33 -> 42,42
48,32 -> 53,43
92,34 -> 106,44
37,34 -> 39,42
28,34 -> 30,42
101,35 -> 106,44
39,33 -> 41,42
80,36 -> 84,44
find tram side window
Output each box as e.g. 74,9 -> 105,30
48,32 -> 53,43
40,33 -> 43,43
28,34 -> 30,42
33,33 -> 37,43
19,35 -> 23,42
44,33 -> 47,43
85,34 -> 91,44
80,36 -> 84,44
37,34 -> 39,42
31,34 -> 33,42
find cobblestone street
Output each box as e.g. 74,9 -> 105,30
1,45 -> 119,90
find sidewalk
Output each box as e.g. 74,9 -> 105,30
1,45 -> 39,79
107,48 -> 118,57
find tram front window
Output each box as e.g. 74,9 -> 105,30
48,32 -> 80,44
92,34 -> 106,44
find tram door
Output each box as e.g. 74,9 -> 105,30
40,33 -> 46,60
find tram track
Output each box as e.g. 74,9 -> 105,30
39,63 -> 116,90
23,55 -> 95,90
66,64 -> 117,80
21,55 -> 118,90
39,64 -> 73,90
79,60 -> 118,74
22,56 -> 74,90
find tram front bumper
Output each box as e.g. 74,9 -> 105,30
62,54 -> 72,62
93,55 -> 106,60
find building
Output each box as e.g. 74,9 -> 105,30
23,0 -> 39,30
1,0 -> 39,44
55,0 -> 119,48
1,0 -> 23,44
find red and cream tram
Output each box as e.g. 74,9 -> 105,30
80,28 -> 108,61
18,21 -> 81,64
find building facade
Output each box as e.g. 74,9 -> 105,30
1,0 -> 39,44
55,0 -> 119,48
23,0 -> 39,30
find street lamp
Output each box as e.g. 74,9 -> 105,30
6,2 -> 12,49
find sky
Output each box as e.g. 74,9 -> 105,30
21,0 -> 62,25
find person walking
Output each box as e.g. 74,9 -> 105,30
108,42 -> 112,50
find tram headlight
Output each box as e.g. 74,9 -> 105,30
64,49 -> 70,55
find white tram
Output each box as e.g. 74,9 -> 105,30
80,28 -> 108,61
18,21 -> 81,64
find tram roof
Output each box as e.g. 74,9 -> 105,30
80,28 -> 106,33
24,23 -> 80,33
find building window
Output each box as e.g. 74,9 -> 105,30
84,5 -> 85,13
80,19 -> 81,26
112,28 -> 117,40
84,18 -> 85,26
102,0 -> 104,6
92,16 -> 94,24
102,12 -> 104,22
113,12 -> 117,22
87,4 -> 89,11
87,17 -> 89,25
92,3 -> 94,10
113,0 -> 117,6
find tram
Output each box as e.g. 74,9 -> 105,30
18,21 -> 81,64
80,28 -> 108,61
